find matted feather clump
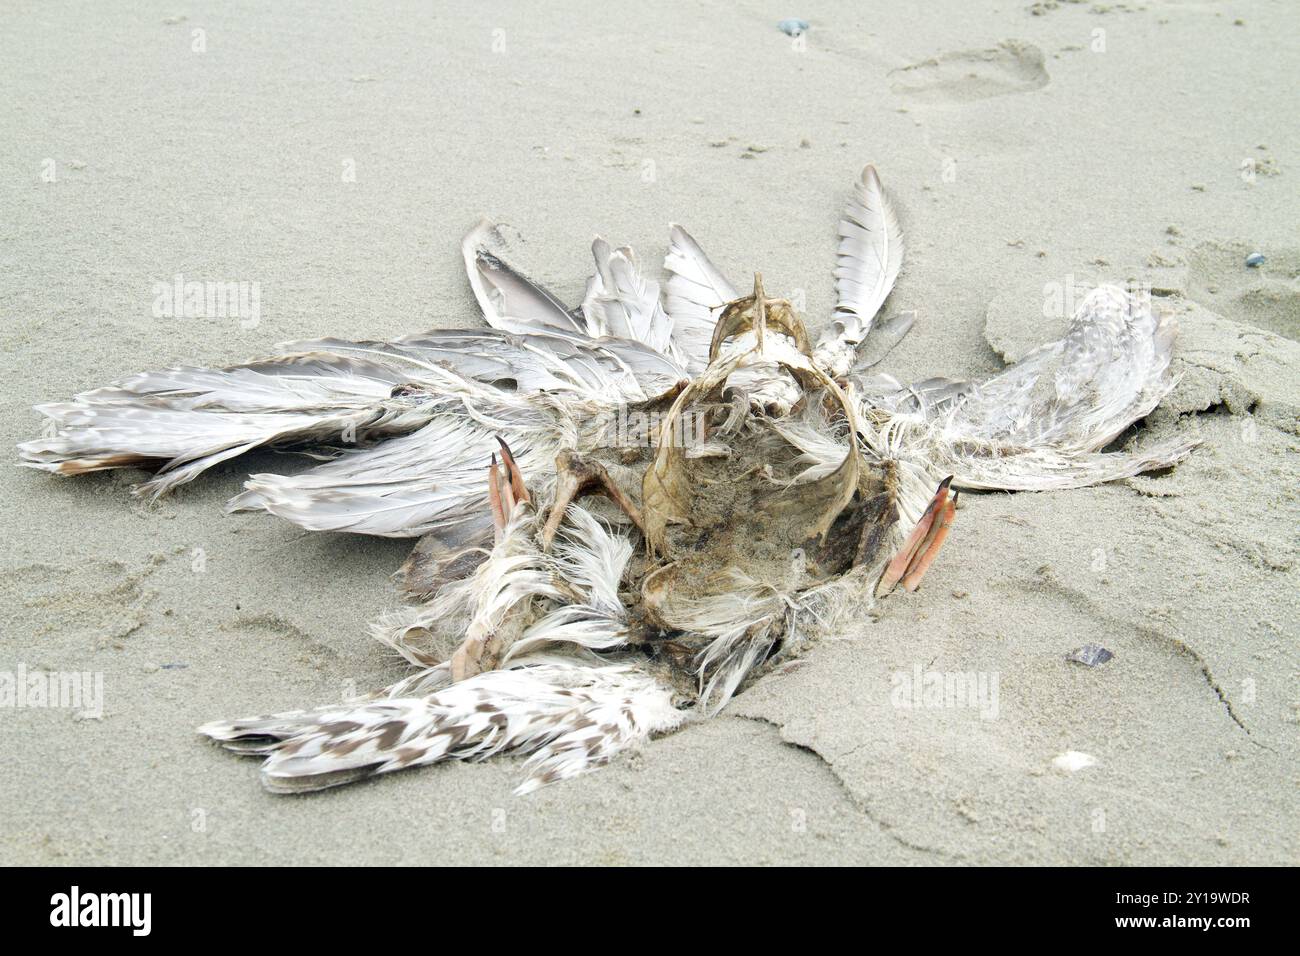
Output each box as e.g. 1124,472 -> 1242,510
20,165 -> 1195,793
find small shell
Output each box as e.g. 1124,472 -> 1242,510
1245,252 -> 1265,267
1052,751 -> 1097,773
777,18 -> 809,36
1067,643 -> 1114,667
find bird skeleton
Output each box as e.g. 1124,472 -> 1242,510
19,165 -> 1196,794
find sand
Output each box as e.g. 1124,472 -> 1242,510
1,1 -> 1295,865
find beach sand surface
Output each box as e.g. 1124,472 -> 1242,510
1,0 -> 1296,864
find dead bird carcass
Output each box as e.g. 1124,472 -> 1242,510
19,165 -> 1195,793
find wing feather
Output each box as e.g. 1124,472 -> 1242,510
581,239 -> 676,357
874,285 -> 1196,495
17,355 -> 433,498
461,219 -> 586,336
816,165 -> 905,377
663,224 -> 739,370
199,661 -> 683,794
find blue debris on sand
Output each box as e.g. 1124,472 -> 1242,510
778,18 -> 809,36
1067,644 -> 1114,667
1245,252 -> 1265,268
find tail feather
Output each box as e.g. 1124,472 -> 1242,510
581,239 -> 677,358
817,165 -> 905,378
199,662 -> 684,794
462,219 -> 587,337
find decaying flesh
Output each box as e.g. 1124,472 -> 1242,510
431,275 -> 957,708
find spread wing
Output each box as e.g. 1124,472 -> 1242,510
18,330 -> 672,503
868,285 -> 1196,497
22,222 -> 691,515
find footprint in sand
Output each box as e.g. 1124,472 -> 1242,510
889,40 -> 1049,103
0,555 -> 166,649
1184,240 -> 1300,342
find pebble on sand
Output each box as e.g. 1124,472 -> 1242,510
777,18 -> 809,36
1245,252 -> 1265,268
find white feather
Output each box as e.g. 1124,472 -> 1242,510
504,504 -> 635,660
228,390 -> 578,537
17,355 -> 437,499
580,239 -> 677,358
816,165 -> 905,378
867,285 -> 1195,499
663,224 -> 739,371
461,219 -> 586,336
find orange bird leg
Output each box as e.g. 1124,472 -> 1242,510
900,495 -> 957,592
875,476 -> 953,597
495,436 -> 531,505
487,455 -> 509,542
